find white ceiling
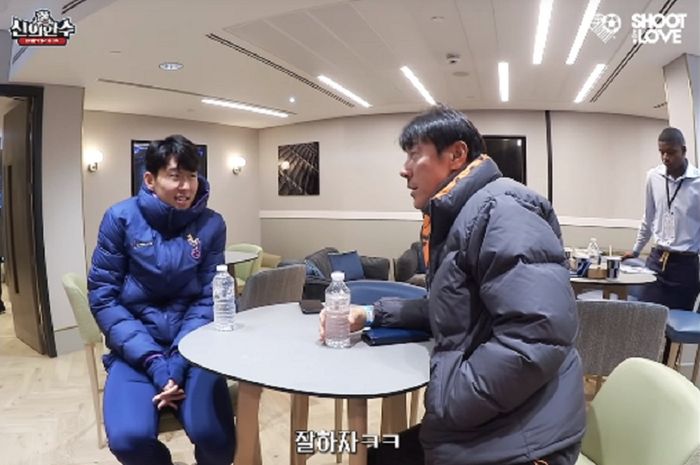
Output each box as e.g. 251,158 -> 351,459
4,0 -> 700,128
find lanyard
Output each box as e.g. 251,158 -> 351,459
665,176 -> 685,209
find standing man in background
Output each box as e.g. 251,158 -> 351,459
624,127 -> 700,310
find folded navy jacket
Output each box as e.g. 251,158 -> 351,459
362,327 -> 432,346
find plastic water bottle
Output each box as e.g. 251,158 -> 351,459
212,264 -> 236,331
324,271 -> 351,348
586,238 -> 601,265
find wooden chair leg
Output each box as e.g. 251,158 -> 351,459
290,394 -> 309,465
334,398 -> 343,463
409,389 -> 420,427
692,345 -> 700,385
84,343 -> 105,448
593,375 -> 604,395
667,342 -> 681,369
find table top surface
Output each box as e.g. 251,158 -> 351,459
224,250 -> 259,264
570,271 -> 657,286
180,303 -> 432,397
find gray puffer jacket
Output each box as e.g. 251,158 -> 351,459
374,156 -> 585,465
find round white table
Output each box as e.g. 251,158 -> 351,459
224,250 -> 259,265
570,272 -> 657,300
180,303 -> 432,465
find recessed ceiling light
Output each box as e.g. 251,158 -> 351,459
574,64 -> 606,103
431,16 -> 445,22
566,0 -> 601,65
452,71 -> 470,77
109,50 -> 121,54
532,0 -> 554,64
400,66 -> 436,105
498,62 -> 509,102
159,62 -> 183,71
317,75 -> 371,108
289,96 -> 296,103
201,98 -> 289,118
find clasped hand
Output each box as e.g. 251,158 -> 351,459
152,379 -> 185,410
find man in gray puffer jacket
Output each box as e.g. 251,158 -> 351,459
358,106 -> 586,464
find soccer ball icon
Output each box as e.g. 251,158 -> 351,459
603,14 -> 622,34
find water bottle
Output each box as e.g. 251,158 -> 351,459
324,271 -> 351,348
212,264 -> 236,331
586,238 -> 601,265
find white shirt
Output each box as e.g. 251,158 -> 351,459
633,162 -> 700,255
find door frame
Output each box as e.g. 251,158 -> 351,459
0,84 -> 55,357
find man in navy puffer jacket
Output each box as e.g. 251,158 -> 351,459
335,106 -> 585,465
88,135 -> 235,465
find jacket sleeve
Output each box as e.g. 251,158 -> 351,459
88,208 -> 168,387
372,297 -> 430,331
168,214 -> 226,384
426,195 -> 577,430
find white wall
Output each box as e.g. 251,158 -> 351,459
41,85 -> 87,353
82,111 -> 260,264
551,111 -> 667,219
258,110 -> 665,260
258,110 -> 548,259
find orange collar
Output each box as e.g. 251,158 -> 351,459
420,155 -> 489,269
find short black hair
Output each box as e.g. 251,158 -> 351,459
658,127 -> 685,146
399,105 -> 486,161
145,134 -> 200,175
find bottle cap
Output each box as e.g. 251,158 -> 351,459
331,271 -> 345,281
216,264 -> 228,272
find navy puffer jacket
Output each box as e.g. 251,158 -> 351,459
374,156 -> 585,464
88,177 -> 225,389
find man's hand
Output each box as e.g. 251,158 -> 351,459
319,305 -> 367,341
152,379 -> 186,410
622,251 -> 638,260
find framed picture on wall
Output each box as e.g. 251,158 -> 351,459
130,140 -> 208,196
278,141 -> 320,196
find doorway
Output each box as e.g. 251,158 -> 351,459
0,86 -> 54,357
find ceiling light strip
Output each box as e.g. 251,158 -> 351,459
532,0 -> 554,65
205,33 -> 354,107
202,98 -> 289,118
317,75 -> 371,108
400,66 -> 436,105
498,62 -> 509,102
574,64 -> 606,103
566,0 -> 601,65
97,78 -> 295,116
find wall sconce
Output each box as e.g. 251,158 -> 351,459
231,156 -> 246,175
85,149 -> 104,173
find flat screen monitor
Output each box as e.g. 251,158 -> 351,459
483,136 -> 526,184
131,140 -> 208,196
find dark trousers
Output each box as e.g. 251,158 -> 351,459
367,424 -> 581,465
639,247 -> 700,309
103,358 -> 236,465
